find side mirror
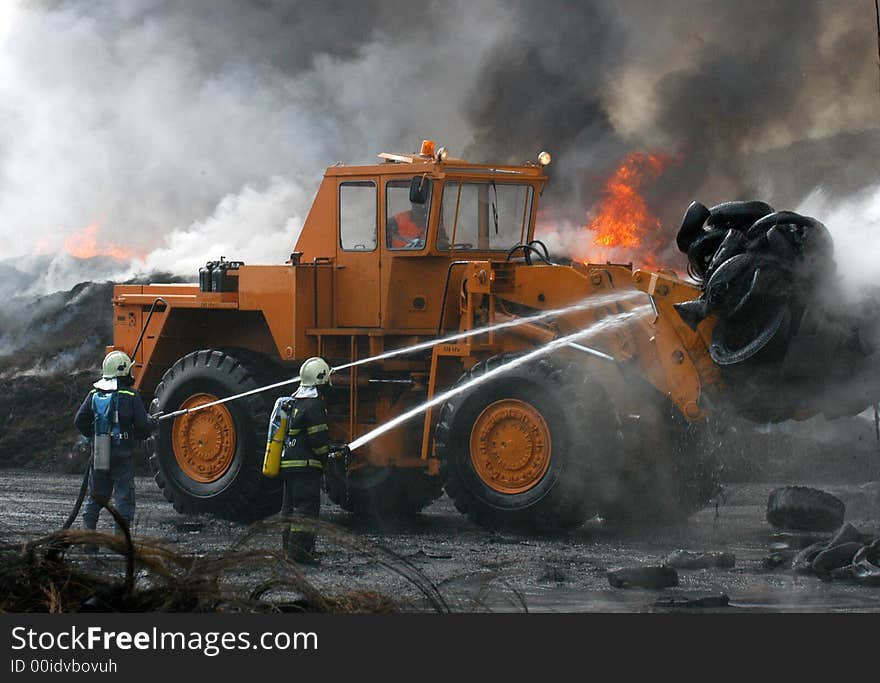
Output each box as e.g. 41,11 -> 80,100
409,175 -> 430,204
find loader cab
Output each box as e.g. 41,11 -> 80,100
295,142 -> 548,330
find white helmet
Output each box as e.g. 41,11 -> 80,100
299,357 -> 331,387
102,350 -> 133,379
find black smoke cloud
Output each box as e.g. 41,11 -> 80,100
463,1 -> 880,261
1,0 -> 878,287
645,2 -> 880,230
463,0 -> 628,216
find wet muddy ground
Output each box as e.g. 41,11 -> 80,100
2,470 -> 879,612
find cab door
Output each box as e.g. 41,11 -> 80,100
335,178 -> 381,327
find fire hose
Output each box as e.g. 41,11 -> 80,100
62,456 -> 92,530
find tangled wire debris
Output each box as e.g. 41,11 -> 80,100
0,500 -> 447,613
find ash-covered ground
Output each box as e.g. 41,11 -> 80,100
2,472 -> 879,613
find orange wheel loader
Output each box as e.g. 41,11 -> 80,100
107,141 -> 740,531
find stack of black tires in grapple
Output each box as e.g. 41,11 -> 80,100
674,200 -> 880,422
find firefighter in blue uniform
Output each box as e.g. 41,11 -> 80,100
277,356 -> 334,564
74,350 -> 155,532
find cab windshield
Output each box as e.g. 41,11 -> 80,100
438,181 -> 534,251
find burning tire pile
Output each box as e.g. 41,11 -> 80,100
674,200 -> 880,421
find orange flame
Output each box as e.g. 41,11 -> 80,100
587,152 -> 670,253
64,223 -> 134,260
534,151 -> 679,271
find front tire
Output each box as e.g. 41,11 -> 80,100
150,349 -> 282,523
435,354 -> 617,533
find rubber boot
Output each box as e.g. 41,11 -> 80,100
83,520 -> 98,555
289,531 -> 320,566
282,527 -> 292,559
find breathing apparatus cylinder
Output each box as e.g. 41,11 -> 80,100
91,391 -> 120,473
93,435 -> 111,472
262,398 -> 290,477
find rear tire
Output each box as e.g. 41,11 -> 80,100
150,349 -> 282,523
435,354 -> 617,533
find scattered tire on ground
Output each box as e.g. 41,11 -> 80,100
853,541 -> 880,586
766,486 -> 845,531
812,542 -> 864,577
762,520 -> 880,583
791,541 -> 828,574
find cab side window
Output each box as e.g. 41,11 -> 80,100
339,181 -> 377,251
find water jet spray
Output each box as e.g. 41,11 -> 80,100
347,305 -> 651,452
157,290 -> 647,421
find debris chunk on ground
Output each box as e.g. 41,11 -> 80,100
607,566 -> 678,589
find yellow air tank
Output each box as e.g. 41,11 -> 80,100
262,399 -> 290,477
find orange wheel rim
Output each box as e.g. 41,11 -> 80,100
172,393 -> 236,483
469,399 -> 552,494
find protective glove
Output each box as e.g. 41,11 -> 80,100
329,445 -> 351,460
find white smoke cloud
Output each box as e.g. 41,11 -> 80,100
132,175 -> 313,276
0,0 -> 506,280
797,185 -> 880,296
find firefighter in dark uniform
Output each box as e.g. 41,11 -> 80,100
279,356 -> 334,564
74,350 -> 156,532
